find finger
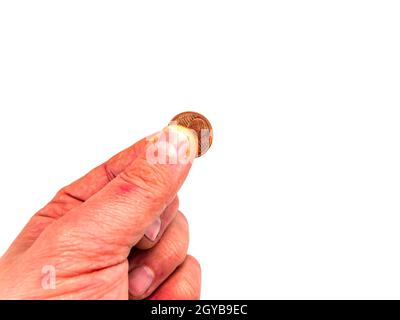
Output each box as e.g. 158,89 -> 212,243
29,125 -> 197,273
49,135 -> 152,214
2,134 -> 152,261
128,211 -> 189,299
148,255 -> 201,300
135,196 -> 179,250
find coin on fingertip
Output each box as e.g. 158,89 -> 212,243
169,111 -> 213,157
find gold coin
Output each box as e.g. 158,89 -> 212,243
170,111 -> 213,157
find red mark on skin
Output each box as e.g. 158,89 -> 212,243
117,181 -> 138,195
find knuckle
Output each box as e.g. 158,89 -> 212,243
163,235 -> 188,266
173,196 -> 180,210
174,211 -> 189,236
103,162 -> 118,181
178,275 -> 201,300
177,211 -> 188,228
178,256 -> 201,299
187,255 -> 201,272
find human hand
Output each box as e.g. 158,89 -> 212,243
0,125 -> 201,300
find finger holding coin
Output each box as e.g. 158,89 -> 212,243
169,111 -> 213,158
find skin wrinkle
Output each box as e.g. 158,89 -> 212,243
161,218 -> 189,265
59,189 -> 86,203
20,218 -> 126,278
43,200 -> 77,218
103,161 -> 118,182
178,276 -> 200,299
115,170 -> 172,212
63,225 -> 127,263
118,160 -> 174,200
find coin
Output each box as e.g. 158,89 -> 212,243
170,111 -> 213,157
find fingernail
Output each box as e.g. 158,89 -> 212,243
129,266 -> 154,296
145,125 -> 197,165
167,125 -> 198,163
144,217 -> 161,241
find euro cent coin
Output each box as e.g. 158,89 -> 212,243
170,111 -> 213,157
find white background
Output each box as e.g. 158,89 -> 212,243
1,1 -> 400,299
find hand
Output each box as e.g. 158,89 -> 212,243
0,125 -> 201,300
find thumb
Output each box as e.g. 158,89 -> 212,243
32,125 -> 198,266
